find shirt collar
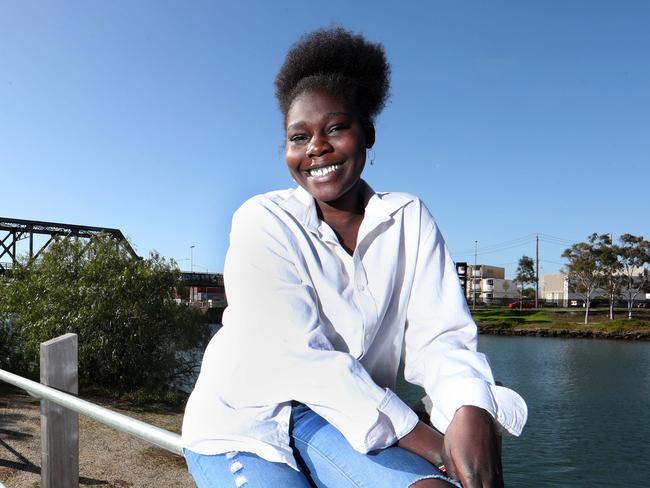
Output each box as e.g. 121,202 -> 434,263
278,180 -> 414,235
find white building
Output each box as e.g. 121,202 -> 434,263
541,273 -> 574,306
542,270 -> 649,306
466,264 -> 519,304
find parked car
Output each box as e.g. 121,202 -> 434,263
508,300 -> 535,309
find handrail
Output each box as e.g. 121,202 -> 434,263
0,368 -> 183,456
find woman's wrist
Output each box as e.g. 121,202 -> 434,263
397,421 -> 445,467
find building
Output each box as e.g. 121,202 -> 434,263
541,274 -> 572,306
178,272 -> 226,308
542,270 -> 649,307
463,264 -> 519,305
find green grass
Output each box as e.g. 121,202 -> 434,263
472,307 -> 650,332
472,308 -> 553,329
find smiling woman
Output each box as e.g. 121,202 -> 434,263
181,27 -> 527,488
285,90 -> 368,204
285,90 -> 369,254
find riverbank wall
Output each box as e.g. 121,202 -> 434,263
478,325 -> 650,341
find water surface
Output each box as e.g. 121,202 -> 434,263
479,335 -> 650,487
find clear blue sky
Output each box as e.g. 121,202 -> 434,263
2,1 -> 648,279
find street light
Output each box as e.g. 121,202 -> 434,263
473,240 -> 478,310
190,245 -> 195,273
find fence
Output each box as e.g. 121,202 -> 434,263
0,333 -> 182,487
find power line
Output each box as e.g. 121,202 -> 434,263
453,240 -> 535,258
537,233 -> 578,246
453,232 -> 579,258
454,233 -> 536,255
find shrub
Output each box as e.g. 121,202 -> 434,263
0,235 -> 211,393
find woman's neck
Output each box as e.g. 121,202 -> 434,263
315,181 -> 369,255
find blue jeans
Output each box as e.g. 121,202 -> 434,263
185,404 -> 462,487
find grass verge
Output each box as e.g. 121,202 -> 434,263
473,307 -> 650,336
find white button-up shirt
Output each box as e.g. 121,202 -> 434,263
182,183 -> 527,470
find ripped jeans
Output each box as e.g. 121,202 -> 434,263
184,404 -> 461,487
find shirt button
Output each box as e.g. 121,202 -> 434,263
357,283 -> 365,292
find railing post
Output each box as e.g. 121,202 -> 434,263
40,333 -> 79,488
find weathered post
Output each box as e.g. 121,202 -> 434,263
40,333 -> 79,488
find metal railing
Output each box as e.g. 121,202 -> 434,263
0,333 -> 184,487
0,368 -> 183,456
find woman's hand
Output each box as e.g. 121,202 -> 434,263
441,406 -> 503,488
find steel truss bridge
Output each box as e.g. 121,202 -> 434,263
0,217 -> 138,273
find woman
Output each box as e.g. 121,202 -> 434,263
182,28 -> 527,488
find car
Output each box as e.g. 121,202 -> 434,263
508,300 -> 535,309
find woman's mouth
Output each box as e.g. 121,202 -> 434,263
306,164 -> 342,178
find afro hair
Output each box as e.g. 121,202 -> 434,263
275,27 -> 390,123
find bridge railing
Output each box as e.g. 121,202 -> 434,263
0,333 -> 183,488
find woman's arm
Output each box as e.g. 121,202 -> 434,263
397,421 -> 444,467
402,203 -> 526,486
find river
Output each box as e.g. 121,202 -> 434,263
477,335 -> 650,487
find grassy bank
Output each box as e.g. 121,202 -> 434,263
472,307 -> 650,340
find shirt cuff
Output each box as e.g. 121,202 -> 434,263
364,388 -> 419,451
491,384 -> 528,436
429,378 -> 527,437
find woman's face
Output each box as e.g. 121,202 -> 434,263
285,89 -> 368,206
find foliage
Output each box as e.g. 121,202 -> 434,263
0,235 -> 211,393
522,287 -> 536,300
617,234 -> 650,319
514,256 -> 536,307
591,234 -> 622,320
0,316 -> 21,370
562,236 -> 602,324
515,256 -> 536,287
562,233 -> 650,323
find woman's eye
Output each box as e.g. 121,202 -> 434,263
289,134 -> 308,143
328,125 -> 346,134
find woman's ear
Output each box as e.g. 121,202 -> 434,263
364,121 -> 376,148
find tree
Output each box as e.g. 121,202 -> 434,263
522,287 -> 536,300
0,234 -> 211,393
591,234 -> 622,320
617,234 -> 650,319
515,256 -> 536,309
562,236 -> 602,325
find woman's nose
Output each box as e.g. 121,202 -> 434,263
306,136 -> 332,158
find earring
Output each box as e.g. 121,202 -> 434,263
367,149 -> 376,166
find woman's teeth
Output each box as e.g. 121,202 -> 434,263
308,164 -> 340,177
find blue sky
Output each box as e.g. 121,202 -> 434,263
2,1 -> 648,279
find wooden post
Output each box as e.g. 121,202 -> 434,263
40,333 -> 79,488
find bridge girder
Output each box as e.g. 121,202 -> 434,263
0,217 -> 139,273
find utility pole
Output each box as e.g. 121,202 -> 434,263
535,234 -> 539,308
473,240 -> 478,310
